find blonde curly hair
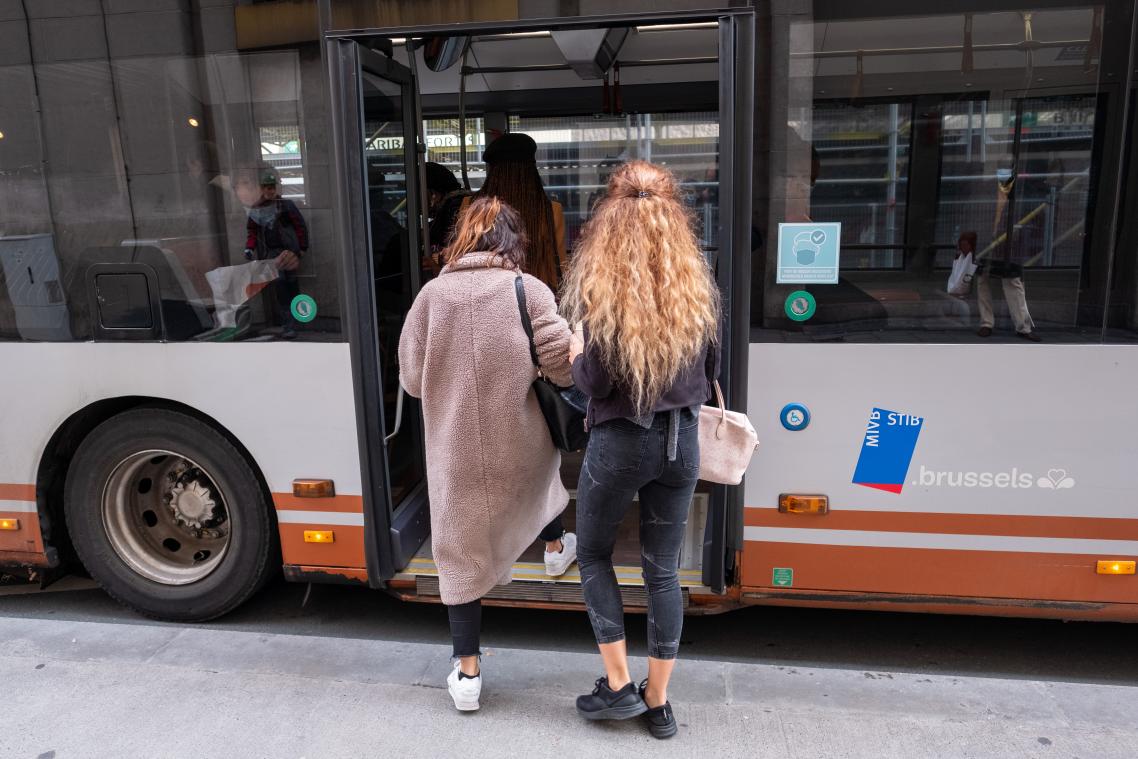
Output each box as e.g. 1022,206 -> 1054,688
561,160 -> 719,412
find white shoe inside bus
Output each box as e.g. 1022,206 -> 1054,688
359,20 -> 727,605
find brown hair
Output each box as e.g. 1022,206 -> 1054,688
561,160 -> 719,413
474,158 -> 558,287
445,196 -> 528,268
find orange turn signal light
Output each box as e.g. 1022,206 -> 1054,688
1096,560 -> 1135,575
0,518 -> 19,531
778,494 -> 829,515
303,530 -> 335,544
293,479 -> 335,498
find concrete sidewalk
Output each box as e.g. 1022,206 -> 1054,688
1,616 -> 1133,759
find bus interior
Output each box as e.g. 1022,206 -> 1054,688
342,17 -> 742,607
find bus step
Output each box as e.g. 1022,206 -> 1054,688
414,575 -> 689,609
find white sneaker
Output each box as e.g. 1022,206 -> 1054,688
544,531 -> 578,577
447,661 -> 481,712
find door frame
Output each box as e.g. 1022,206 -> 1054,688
328,38 -> 432,584
326,9 -> 756,587
706,11 -> 755,592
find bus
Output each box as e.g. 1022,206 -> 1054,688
1,1 -> 1136,622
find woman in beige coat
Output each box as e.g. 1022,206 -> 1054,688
398,196 -> 576,712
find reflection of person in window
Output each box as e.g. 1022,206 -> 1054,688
241,168 -> 307,338
977,169 -> 1041,342
186,140 -> 229,195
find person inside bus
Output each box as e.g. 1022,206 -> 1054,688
462,132 -> 567,292
241,168 -> 306,338
366,162 -> 407,284
562,161 -> 720,740
397,196 -> 578,713
423,161 -> 470,278
977,166 -> 1041,342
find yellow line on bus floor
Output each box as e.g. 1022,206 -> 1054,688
399,558 -> 704,587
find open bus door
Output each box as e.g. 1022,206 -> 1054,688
704,12 -> 754,593
329,38 -> 432,583
331,11 -> 753,599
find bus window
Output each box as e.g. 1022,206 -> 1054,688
753,5 -> 1121,345
509,113 -> 721,253
0,35 -> 345,343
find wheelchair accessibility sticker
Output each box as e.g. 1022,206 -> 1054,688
776,222 -> 841,284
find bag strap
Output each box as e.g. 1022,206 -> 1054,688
514,275 -> 542,370
703,338 -> 717,389
545,200 -> 564,288
707,379 -> 728,440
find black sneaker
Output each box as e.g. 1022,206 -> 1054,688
638,679 -> 678,739
575,676 -> 647,720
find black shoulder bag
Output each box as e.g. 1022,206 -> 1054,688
514,275 -> 589,452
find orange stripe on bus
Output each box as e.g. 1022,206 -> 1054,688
271,493 -> 364,513
276,523 -> 367,568
744,507 -> 1138,541
0,484 -> 35,501
0,510 -> 43,554
741,542 -> 1137,603
740,590 -> 1138,623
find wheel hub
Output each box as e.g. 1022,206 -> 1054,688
168,481 -> 218,529
101,449 -> 232,586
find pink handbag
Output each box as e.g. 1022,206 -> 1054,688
698,381 -> 759,485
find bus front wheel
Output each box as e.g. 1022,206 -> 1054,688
64,407 -> 276,621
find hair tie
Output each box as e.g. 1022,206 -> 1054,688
637,191 -> 650,198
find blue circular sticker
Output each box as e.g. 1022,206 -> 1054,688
780,403 -> 811,431
290,294 -> 317,323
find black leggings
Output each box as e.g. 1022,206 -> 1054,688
447,515 -> 564,657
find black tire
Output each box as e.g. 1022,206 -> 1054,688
64,407 -> 276,621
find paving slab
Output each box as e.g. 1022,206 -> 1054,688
1,616 -> 1135,759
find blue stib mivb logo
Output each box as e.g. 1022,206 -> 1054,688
851,407 -> 924,494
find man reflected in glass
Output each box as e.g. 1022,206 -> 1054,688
976,167 -> 1041,342
240,168 -> 308,338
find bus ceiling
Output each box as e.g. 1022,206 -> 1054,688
382,22 -> 719,106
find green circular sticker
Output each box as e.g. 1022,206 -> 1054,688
290,294 -> 317,323
784,290 -> 816,322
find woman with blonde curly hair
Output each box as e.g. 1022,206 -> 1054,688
563,160 -> 720,739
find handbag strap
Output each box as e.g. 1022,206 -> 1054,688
514,275 -> 542,371
713,380 -> 726,419
703,333 -> 724,422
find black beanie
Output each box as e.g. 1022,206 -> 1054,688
482,132 -> 537,164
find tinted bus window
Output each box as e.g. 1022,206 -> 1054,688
0,5 -> 342,342
753,4 -> 1130,344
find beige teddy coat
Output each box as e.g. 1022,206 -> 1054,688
398,253 -> 573,605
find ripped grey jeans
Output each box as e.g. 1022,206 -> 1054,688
575,409 -> 699,660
